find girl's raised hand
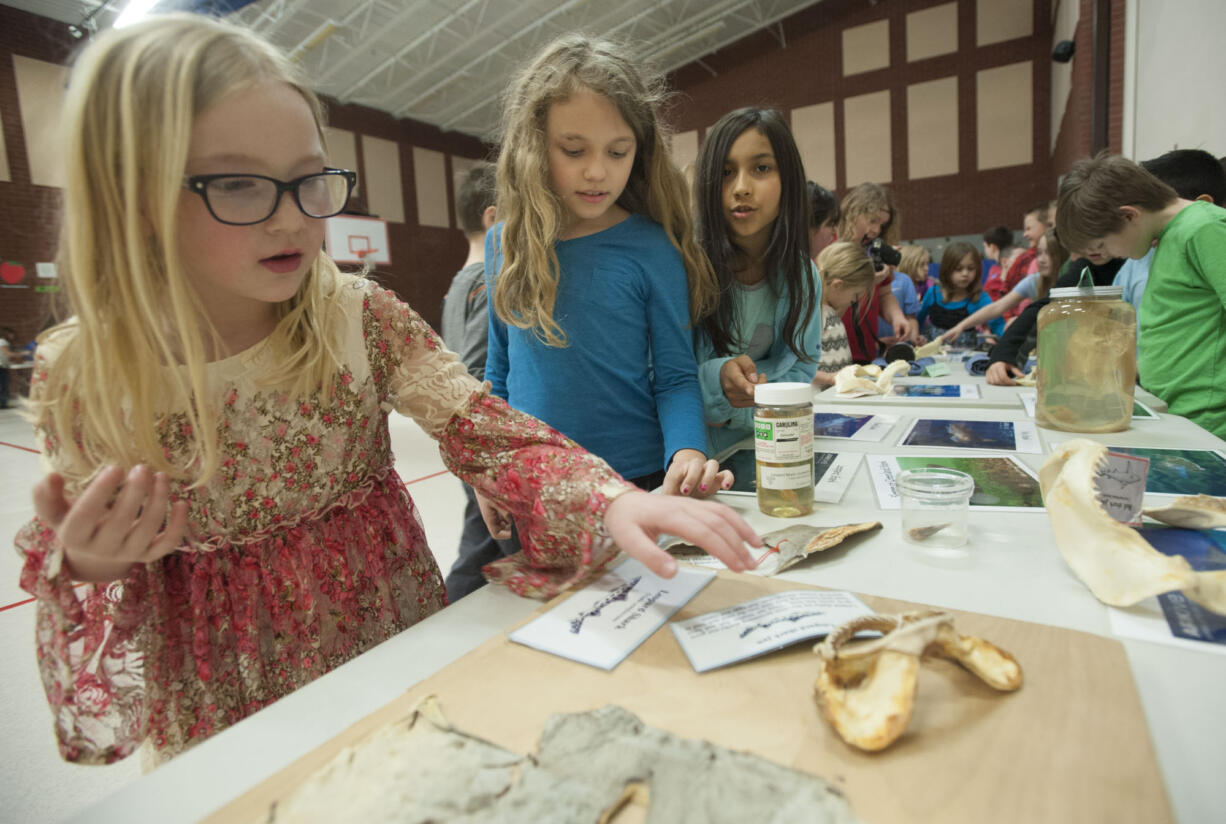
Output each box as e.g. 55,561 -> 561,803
603,490 -> 761,578
985,360 -> 1023,386
662,448 -> 733,498
32,465 -> 188,583
720,355 -> 763,408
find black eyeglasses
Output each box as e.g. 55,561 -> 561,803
183,167 -> 357,226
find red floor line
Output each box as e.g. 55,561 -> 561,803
404,469 -> 449,486
0,440 -> 39,454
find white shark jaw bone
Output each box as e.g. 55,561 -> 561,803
833,360 -> 910,396
1142,495 -> 1226,530
812,611 -> 1022,752
1038,439 -> 1226,613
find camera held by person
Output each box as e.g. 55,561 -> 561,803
868,237 -> 902,270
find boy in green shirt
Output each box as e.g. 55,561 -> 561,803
1057,153 -> 1226,439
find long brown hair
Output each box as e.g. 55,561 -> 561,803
937,242 -> 983,301
492,34 -> 717,346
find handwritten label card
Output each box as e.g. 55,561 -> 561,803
508,558 -> 715,670
670,590 -> 875,673
1095,451 -> 1150,526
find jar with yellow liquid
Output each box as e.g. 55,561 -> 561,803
1035,285 -> 1136,433
753,383 -> 814,517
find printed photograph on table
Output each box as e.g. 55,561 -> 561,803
812,412 -> 896,441
1145,527 -> 1226,646
867,454 -> 1044,510
898,418 -> 1041,453
1104,447 -> 1226,497
889,384 -> 981,399
718,448 -> 860,503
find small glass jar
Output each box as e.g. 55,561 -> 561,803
1035,286 -> 1136,433
753,382 -> 814,517
897,468 -> 974,554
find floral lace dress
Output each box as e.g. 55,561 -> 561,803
15,278 -> 632,765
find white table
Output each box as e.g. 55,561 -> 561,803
73,379 -> 1222,824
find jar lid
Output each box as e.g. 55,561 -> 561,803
1049,285 -> 1125,299
754,382 -> 813,406
896,468 -> 975,499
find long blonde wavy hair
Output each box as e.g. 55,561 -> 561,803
492,34 -> 717,346
28,14 -> 348,488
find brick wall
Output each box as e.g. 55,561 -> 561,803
667,0 -> 1063,240
0,5 -> 75,352
0,4 -> 486,347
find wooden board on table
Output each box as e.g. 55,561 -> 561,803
211,572 -> 1173,824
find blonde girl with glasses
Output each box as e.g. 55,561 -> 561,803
16,15 -> 758,767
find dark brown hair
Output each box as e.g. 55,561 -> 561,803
937,241 -> 982,301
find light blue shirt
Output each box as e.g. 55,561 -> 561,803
694,261 -> 823,456
1113,247 -> 1154,313
878,271 -> 920,338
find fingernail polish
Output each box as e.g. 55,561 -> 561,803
699,484 -> 707,492
681,485 -> 690,495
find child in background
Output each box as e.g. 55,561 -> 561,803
897,244 -> 934,299
836,183 -> 915,361
1002,204 -> 1052,293
807,180 -> 840,258
944,227 -> 1067,344
692,107 -> 822,456
982,228 -> 1069,384
1057,152 -> 1226,439
17,17 -> 759,766
981,225 -> 1014,301
917,242 -> 1002,345
439,161 -> 514,602
812,241 -> 877,387
486,35 -> 730,499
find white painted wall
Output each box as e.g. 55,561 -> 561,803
1126,0 -> 1226,160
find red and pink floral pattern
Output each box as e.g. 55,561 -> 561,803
15,277 -> 631,765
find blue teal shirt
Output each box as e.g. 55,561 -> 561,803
694,261 -> 824,456
917,286 -> 1004,336
484,214 -> 707,479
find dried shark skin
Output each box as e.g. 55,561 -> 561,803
666,522 -> 881,576
1143,495 -> 1226,529
266,700 -> 861,824
812,612 -> 1022,752
1039,440 -> 1226,613
833,360 -> 910,396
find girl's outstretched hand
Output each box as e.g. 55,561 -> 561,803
603,490 -> 761,578
662,448 -> 733,498
720,355 -> 764,408
940,325 -> 965,344
985,360 -> 1023,386
32,465 -> 189,583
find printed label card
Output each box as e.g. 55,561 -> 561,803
509,558 -> 715,670
1095,452 -> 1150,526
670,590 -> 876,672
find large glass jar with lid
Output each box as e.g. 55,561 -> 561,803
1035,285 -> 1136,433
